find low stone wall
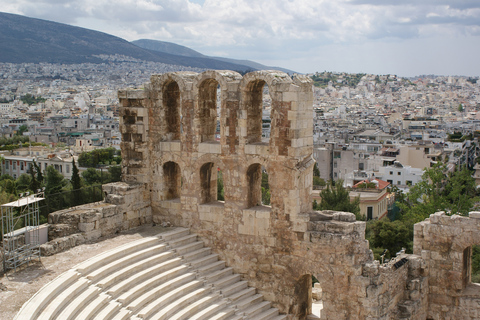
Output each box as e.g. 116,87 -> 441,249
414,211 -> 480,319
41,182 -> 151,256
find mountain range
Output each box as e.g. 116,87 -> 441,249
0,12 -> 294,73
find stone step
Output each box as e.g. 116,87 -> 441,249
221,280 -> 249,297
148,288 -> 212,320
110,308 -> 132,320
86,243 -> 167,282
189,301 -> 230,320
271,315 -> 288,320
205,267 -> 234,283
156,227 -> 190,241
174,240 -> 205,255
166,234 -> 198,248
73,293 -> 110,320
107,257 -> 183,297
76,237 -> 161,275
92,301 -> 122,320
190,253 -> 220,269
117,265 -> 191,305
14,270 -> 80,320
168,293 -> 221,320
36,278 -> 90,320
242,300 -> 272,318
255,307 -> 280,320
235,294 -> 264,311
198,260 -> 226,275
56,285 -> 101,320
182,247 -> 211,262
227,287 -> 256,302
97,250 -> 175,289
213,273 -> 242,290
129,277 -> 202,316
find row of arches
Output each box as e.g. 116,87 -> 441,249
162,161 -> 269,208
154,71 -> 294,145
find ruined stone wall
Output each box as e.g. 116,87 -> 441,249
118,70 -> 430,319
0,248 -> 3,275
41,182 -> 150,256
414,211 -> 480,319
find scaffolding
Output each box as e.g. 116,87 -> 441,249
1,192 -> 44,272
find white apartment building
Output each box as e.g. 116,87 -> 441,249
377,161 -> 424,192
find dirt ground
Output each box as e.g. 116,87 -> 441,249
0,224 -> 170,320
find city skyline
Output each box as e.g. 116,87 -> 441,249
1,0 -> 480,77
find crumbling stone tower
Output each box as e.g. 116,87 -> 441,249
118,70 -> 428,319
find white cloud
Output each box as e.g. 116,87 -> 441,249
0,0 -> 479,75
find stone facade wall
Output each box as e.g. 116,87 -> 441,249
414,211 -> 480,319
118,70 -> 429,319
41,182 -> 151,256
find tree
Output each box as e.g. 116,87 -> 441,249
28,164 -> 40,193
367,219 -> 412,259
108,166 -> 122,183
217,170 -> 224,201
71,158 -> 82,206
366,162 -> 480,260
44,166 -> 68,213
315,180 -> 361,218
313,162 -> 320,177
16,124 -> 28,136
34,161 -> 43,183
261,172 -> 270,205
44,166 -> 67,195
82,168 -> 102,185
400,162 -> 479,224
71,159 -> 81,190
16,173 -> 32,193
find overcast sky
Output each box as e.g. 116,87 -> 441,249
2,0 -> 480,76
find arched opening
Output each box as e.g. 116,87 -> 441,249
245,80 -> 271,144
163,161 -> 181,200
294,274 -> 312,320
217,168 -> 224,201
247,164 -> 261,207
472,245 -> 480,284
200,162 -> 217,204
311,275 -> 323,319
163,81 -> 181,141
246,164 -> 270,208
199,79 -> 220,143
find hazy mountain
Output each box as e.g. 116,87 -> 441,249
0,12 -> 255,71
132,39 -> 296,74
132,39 -> 206,58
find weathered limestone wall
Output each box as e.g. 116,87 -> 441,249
118,70 -> 429,319
414,211 -> 480,319
41,182 -> 151,256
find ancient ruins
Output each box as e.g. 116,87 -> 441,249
16,70 -> 480,319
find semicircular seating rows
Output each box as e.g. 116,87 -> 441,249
15,228 -> 286,320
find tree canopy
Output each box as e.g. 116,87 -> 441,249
367,161 -> 480,260
78,147 -> 121,167
314,179 -> 361,218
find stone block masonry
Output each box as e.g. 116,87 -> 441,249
35,70 -> 480,319
40,182 -> 150,256
117,70 -> 432,319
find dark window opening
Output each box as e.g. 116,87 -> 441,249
163,161 -> 181,200
200,162 -> 217,204
163,81 -> 181,141
199,79 -> 219,143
